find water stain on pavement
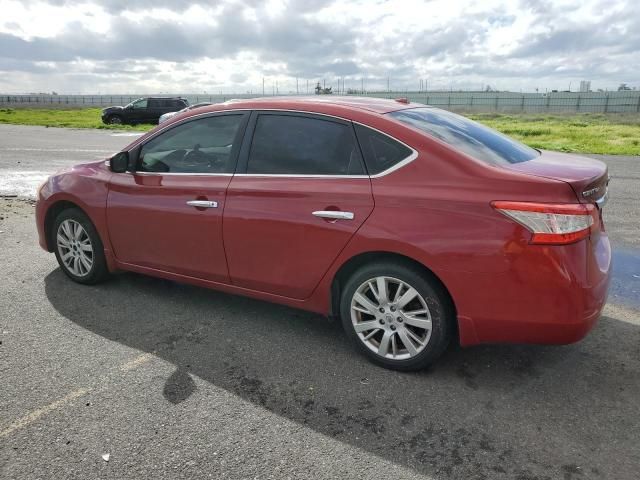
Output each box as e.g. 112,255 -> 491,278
610,248 -> 640,309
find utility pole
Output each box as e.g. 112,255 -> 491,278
262,77 -> 265,96
296,77 -> 299,95
361,77 -> 364,94
387,77 -> 390,92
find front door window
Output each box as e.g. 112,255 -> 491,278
139,115 -> 244,174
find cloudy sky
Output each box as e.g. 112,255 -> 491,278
0,0 -> 638,94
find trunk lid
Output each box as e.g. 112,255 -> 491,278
505,150 -> 609,205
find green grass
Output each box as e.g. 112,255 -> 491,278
0,108 -> 638,155
467,112 -> 640,155
0,108 -> 154,132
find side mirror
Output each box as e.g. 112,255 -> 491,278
109,152 -> 129,173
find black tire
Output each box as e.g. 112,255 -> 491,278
340,261 -> 454,371
52,208 -> 110,285
106,115 -> 122,125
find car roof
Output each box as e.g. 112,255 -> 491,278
198,96 -> 425,116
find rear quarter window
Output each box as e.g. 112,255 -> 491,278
354,124 -> 413,175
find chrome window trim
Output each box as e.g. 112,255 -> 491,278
122,108 -> 418,179
368,150 -> 418,178
234,174 -> 370,179
351,120 -> 419,179
131,171 -> 233,177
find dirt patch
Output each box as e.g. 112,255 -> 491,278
0,197 -> 36,222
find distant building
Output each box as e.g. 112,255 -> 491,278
314,81 -> 333,95
579,80 -> 591,92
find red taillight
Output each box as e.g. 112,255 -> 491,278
492,201 -> 597,245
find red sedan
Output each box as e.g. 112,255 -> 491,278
36,97 -> 611,370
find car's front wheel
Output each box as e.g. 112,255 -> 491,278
106,115 -> 122,125
340,261 -> 454,371
53,208 -> 109,285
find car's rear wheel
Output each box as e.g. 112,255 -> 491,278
53,208 -> 109,285
107,115 -> 122,125
340,262 -> 453,371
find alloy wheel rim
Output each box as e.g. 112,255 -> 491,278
57,219 -> 93,277
350,276 -> 432,360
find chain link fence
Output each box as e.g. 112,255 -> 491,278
1,91 -> 639,113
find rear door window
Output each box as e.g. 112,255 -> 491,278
354,124 -> 413,175
139,114 -> 244,174
247,114 -> 365,175
389,107 -> 539,165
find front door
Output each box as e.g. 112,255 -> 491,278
127,98 -> 148,124
107,112 -> 248,282
223,112 -> 374,299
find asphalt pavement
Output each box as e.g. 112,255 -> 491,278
0,124 -> 142,197
1,124 -> 639,479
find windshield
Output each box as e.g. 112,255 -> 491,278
389,107 -> 539,165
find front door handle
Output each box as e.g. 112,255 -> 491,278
312,210 -> 354,220
187,200 -> 218,208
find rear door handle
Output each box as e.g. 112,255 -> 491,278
187,200 -> 218,208
312,210 -> 354,220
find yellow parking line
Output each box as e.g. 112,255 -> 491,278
119,352 -> 154,372
1,352 -> 155,438
0,388 -> 91,438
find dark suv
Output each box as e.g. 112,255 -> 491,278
101,97 -> 189,125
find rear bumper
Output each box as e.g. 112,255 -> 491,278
453,234 -> 611,346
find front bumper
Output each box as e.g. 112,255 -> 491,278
35,195 -> 50,251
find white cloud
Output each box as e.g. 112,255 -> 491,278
0,0 -> 637,93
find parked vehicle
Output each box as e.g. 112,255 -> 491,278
37,97 -> 611,370
101,97 -> 189,125
158,102 -> 212,124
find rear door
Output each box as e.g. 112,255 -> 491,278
174,99 -> 188,111
223,111 -> 374,299
146,99 -> 164,123
162,99 -> 180,115
127,98 -> 148,124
